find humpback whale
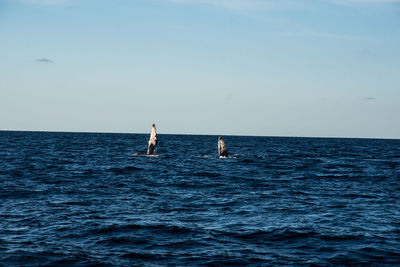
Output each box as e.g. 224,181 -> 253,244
218,136 -> 228,157
147,123 -> 157,155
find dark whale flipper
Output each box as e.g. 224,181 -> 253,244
147,123 -> 157,155
218,136 -> 228,157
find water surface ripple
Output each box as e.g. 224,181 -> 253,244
1,131 -> 400,265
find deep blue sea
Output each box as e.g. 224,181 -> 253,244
1,131 -> 400,266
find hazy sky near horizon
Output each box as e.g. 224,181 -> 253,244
1,0 -> 399,138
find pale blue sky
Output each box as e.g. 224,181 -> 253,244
1,0 -> 399,138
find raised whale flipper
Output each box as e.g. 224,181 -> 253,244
218,136 -> 228,157
147,123 -> 157,155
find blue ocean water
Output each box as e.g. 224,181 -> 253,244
0,131 -> 400,266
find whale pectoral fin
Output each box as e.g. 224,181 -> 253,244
218,137 -> 228,157
147,124 -> 158,155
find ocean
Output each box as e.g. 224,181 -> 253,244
1,131 -> 400,266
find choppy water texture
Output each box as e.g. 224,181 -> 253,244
1,131 -> 400,266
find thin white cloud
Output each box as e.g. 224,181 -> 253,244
307,32 -> 359,40
326,0 -> 400,5
169,0 -> 298,10
20,0 -> 75,6
170,0 -> 400,10
22,0 -> 400,8
338,0 -> 400,2
282,31 -> 359,40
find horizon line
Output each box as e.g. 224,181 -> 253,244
0,129 -> 398,141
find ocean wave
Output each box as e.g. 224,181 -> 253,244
1,131 -> 399,265
106,166 -> 144,174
